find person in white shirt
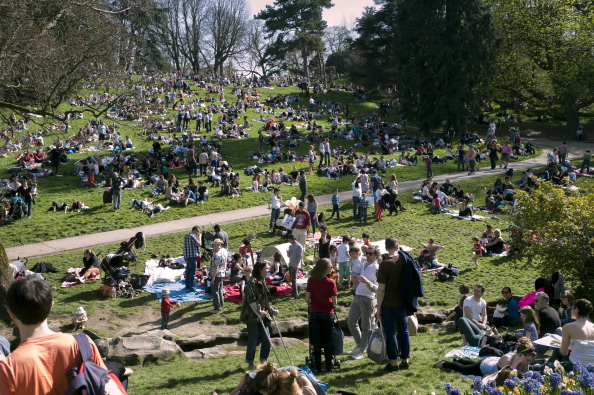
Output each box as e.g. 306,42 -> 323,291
352,176 -> 362,220
267,188 -> 282,233
459,284 -> 488,346
347,246 -> 380,359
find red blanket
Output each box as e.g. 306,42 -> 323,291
224,284 -> 293,303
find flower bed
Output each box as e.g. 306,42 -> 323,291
444,361 -> 594,395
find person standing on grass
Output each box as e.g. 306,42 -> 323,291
110,171 -> 125,212
268,188 -> 282,233
348,246 -> 379,360
298,170 -> 307,202
377,237 -> 411,372
329,188 -> 340,220
336,235 -> 351,290
471,236 -> 485,269
160,289 -> 180,330
287,234 -> 303,300
352,176 -> 362,220
318,139 -> 326,168
501,141 -> 512,169
291,202 -> 311,248
183,226 -> 201,292
424,155 -> 433,178
210,238 -> 228,313
467,145 -> 477,175
581,150 -> 591,174
358,192 -> 369,223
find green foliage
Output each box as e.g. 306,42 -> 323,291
513,181 -> 594,299
491,0 -> 594,134
256,0 -> 333,79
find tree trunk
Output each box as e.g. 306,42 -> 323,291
301,45 -> 309,82
0,241 -> 13,323
564,103 -> 580,139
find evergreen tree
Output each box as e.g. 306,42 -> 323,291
256,0 -> 333,81
392,0 -> 499,132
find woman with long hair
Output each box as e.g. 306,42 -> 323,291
240,260 -> 278,370
305,258 -> 338,372
518,306 -> 540,341
80,249 -> 100,280
306,194 -> 318,234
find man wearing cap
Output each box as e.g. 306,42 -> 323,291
291,202 -> 311,248
210,238 -> 228,313
183,226 -> 201,292
287,234 -> 303,299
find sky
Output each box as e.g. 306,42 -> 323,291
247,0 -> 376,27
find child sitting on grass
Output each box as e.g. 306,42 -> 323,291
72,306 -> 88,331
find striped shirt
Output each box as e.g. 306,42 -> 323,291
331,194 -> 340,205
359,199 -> 369,208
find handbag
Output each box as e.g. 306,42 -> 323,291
367,321 -> 388,364
332,312 -> 344,356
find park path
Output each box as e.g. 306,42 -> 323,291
6,137 -> 590,260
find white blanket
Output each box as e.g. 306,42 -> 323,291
144,256 -> 186,285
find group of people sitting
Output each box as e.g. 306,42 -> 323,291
437,282 -> 594,384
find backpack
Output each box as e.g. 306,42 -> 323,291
65,333 -> 127,395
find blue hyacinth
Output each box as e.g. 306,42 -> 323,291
561,390 -> 584,395
473,377 -> 483,391
578,371 -> 594,389
586,363 -> 594,373
531,370 -> 544,383
549,372 -> 562,389
444,383 -> 462,395
504,378 -> 517,389
573,361 -> 582,373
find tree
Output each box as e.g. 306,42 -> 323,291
391,0 -> 499,132
324,25 -> 353,54
0,241 -> 12,323
512,182 -> 594,300
235,20 -> 276,78
0,0 -> 150,121
490,0 -> 594,135
206,0 -> 249,75
256,0 -> 333,81
155,0 -> 186,71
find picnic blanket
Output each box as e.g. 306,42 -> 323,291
444,346 -> 482,359
144,280 -> 211,303
60,267 -> 100,288
224,284 -> 293,303
144,257 -> 186,285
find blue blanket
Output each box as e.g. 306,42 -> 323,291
144,280 -> 212,303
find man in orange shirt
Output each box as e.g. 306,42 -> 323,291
0,276 -> 106,394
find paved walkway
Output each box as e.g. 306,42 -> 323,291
6,138 -> 590,260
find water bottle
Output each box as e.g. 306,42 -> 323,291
111,287 -> 117,299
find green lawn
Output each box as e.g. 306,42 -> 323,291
0,80 -> 543,246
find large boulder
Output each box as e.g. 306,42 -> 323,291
270,319 -> 308,336
109,334 -> 182,364
176,333 -> 240,350
184,345 -> 229,360
415,309 -> 449,324
270,337 -> 303,348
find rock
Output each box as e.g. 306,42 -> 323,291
199,345 -> 228,359
184,350 -> 205,360
270,320 -> 309,336
176,333 -> 240,350
145,329 -> 175,341
109,335 -> 182,364
415,309 -> 449,324
48,320 -> 62,333
444,320 -> 457,332
426,323 -> 448,332
270,337 -> 303,348
417,325 -> 428,333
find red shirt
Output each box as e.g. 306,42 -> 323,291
292,209 -> 311,230
161,296 -> 177,313
306,277 -> 337,313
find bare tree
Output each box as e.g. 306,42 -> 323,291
0,0 -> 147,120
206,0 -> 249,75
234,20 -> 276,78
156,0 -> 185,71
324,25 -> 353,54
180,0 -> 209,74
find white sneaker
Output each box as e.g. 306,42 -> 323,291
351,348 -> 364,360
348,347 -> 360,356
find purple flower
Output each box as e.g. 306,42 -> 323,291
444,383 -> 462,395
549,372 -> 562,389
484,387 -> 505,395
586,364 -> 594,373
561,391 -> 584,395
504,379 -> 517,389
578,371 -> 594,389
573,361 -> 582,372
473,377 -> 483,391
522,379 -> 536,394
531,371 -> 544,383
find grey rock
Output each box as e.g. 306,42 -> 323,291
198,345 -> 229,359
145,329 -> 175,341
176,333 -> 240,349
270,337 -> 303,348
270,319 -> 308,336
427,323 -> 448,332
109,335 -> 182,364
415,309 -> 449,324
444,320 -> 457,332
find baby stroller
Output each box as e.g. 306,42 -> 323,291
100,253 -> 134,298
115,232 -> 145,263
305,309 -> 342,371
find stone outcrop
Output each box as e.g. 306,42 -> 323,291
109,334 -> 182,364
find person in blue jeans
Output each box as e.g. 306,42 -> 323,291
241,261 -> 278,370
183,226 -> 201,292
377,237 -> 410,372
